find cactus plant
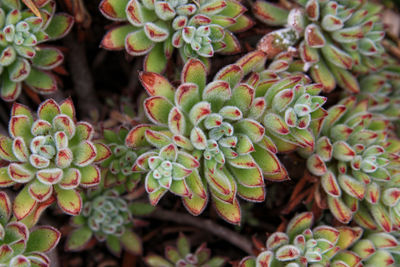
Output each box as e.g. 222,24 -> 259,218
301,96 -> 400,232
145,233 -> 226,267
65,187 -> 142,256
0,99 -> 111,220
0,0 -> 74,101
125,51 -> 327,224
0,191 -> 61,267
239,212 -> 400,266
254,0 -> 386,93
101,127 -> 142,192
99,0 -> 253,73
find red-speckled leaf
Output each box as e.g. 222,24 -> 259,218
252,1 -> 288,26
332,141 -> 355,162
338,174 -> 365,200
327,196 -> 352,223
322,45 -> 352,69
125,124 -> 157,148
183,194 -> 208,215
213,196 -> 241,225
54,187 -> 82,215
321,170 -> 341,197
267,232 -> 289,250
236,51 -> 267,75
286,212 -> 313,239
252,145 -> 283,177
366,250 -> 395,266
72,141 -> 97,167
307,153 -> 327,176
9,115 -> 31,140
59,98 -> 75,118
148,188 -> 167,205
26,226 -> 60,253
9,58 -> 31,82
125,29 -> 154,56
145,130 -> 171,148
181,58 -> 207,90
8,163 -> 33,183
0,167 -> 14,188
332,26 -> 363,43
275,245 -> 301,261
337,227 -> 363,250
1,77 -> 21,102
0,136 -> 17,161
329,65 -> 360,93
79,165 -> 100,188
264,113 -> 290,135
93,143 -> 111,163
32,47 -> 63,70
237,183 -> 265,202
370,204 -> 392,232
168,107 -> 186,135
220,31 -> 241,54
145,255 -> 174,267
25,69 -> 57,94
139,72 -> 175,101
202,80 -> 231,105
13,186 -> 37,220
59,168 -> 80,189
0,191 -> 11,224
305,24 -> 325,48
144,96 -> 173,125
101,25 -> 135,50
28,180 -> 52,202
45,13 -> 74,40
310,61 -> 336,93
99,0 -> 128,20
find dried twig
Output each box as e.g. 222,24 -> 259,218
63,33 -> 101,119
143,208 -> 253,254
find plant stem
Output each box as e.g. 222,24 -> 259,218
143,208 -> 253,254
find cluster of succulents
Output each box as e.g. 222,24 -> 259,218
300,96 -> 400,232
66,187 -> 142,256
0,99 -> 111,220
145,233 -> 226,267
240,212 -> 400,266
0,0 -> 74,101
0,191 -> 61,267
101,127 -> 142,192
99,0 -> 253,73
254,0 -> 386,93
125,51 -> 331,224
0,0 -> 398,265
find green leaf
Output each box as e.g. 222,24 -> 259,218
129,202 -> 155,215
65,227 -> 93,251
120,230 -> 142,255
25,68 -> 57,94
144,43 -> 168,73
101,25 -> 136,50
45,13 -> 74,40
213,196 -> 241,225
252,1 -> 288,26
26,226 -> 61,253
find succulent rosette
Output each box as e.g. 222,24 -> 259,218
0,191 -> 61,267
125,52 -> 327,224
239,212 -> 400,266
101,127 -> 142,192
145,233 -> 226,267
0,99 -> 111,220
66,188 -> 142,257
99,0 -> 253,73
0,0 -> 74,101
254,0 -> 386,93
300,96 -> 400,232
358,63 -> 400,122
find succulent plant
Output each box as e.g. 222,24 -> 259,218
145,233 -> 226,267
0,191 -> 61,267
0,0 -> 74,101
357,61 -> 400,122
99,0 -> 253,73
254,0 -> 386,93
300,96 -> 400,232
0,99 -> 111,220
101,127 -> 142,192
66,187 -> 142,256
239,212 -> 400,267
125,51 -> 327,224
